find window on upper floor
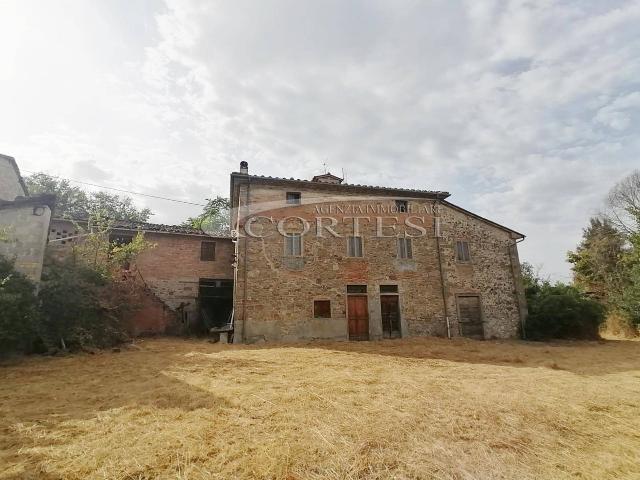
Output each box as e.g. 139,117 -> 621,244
286,192 -> 301,205
397,237 -> 413,259
395,200 -> 408,213
347,236 -> 363,257
455,240 -> 471,263
284,233 -> 302,256
201,241 -> 216,261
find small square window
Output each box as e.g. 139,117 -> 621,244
397,237 -> 413,259
395,200 -> 408,213
456,240 -> 471,262
286,192 -> 301,204
347,236 -> 363,257
314,300 -> 331,318
284,233 -> 302,256
201,241 -> 216,261
347,285 -> 367,294
380,285 -> 398,294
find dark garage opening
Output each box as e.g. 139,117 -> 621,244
198,278 -> 233,331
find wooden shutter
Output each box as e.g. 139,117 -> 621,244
457,295 -> 483,339
348,236 -> 363,257
398,238 -> 412,259
200,241 -> 216,261
285,234 -> 301,256
456,240 -> 470,262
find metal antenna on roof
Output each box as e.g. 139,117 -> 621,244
342,168 -> 346,183
323,161 -> 328,174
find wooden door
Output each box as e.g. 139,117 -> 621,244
380,295 -> 401,338
457,295 -> 484,339
347,295 -> 369,341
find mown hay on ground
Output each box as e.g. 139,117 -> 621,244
1,337 -> 639,479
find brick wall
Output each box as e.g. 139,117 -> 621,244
134,232 -> 234,321
47,219 -> 235,332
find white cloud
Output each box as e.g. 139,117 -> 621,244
1,0 -> 640,279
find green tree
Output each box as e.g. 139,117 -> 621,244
566,217 -> 626,300
25,173 -> 89,218
601,171 -> 640,327
617,231 -> 640,326
182,196 -> 230,235
25,173 -> 152,222
89,191 -> 152,223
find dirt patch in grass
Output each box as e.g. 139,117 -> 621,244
1,337 -> 639,479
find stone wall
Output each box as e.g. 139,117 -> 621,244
233,182 -> 524,343
0,204 -> 52,283
0,155 -> 26,201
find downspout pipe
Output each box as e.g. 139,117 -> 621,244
230,198 -> 241,332
511,236 -> 527,339
240,179 -> 251,342
435,198 -> 451,339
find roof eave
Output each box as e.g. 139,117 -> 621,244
230,172 -> 450,199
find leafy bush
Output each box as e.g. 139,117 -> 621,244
38,258 -> 129,350
0,256 -> 40,353
522,264 -> 605,340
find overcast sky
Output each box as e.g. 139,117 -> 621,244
2,0 -> 639,280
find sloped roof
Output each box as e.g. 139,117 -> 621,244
231,172 -> 450,199
0,193 -> 56,211
52,217 -> 232,239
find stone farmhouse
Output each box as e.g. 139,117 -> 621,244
231,162 -> 527,343
45,161 -> 526,343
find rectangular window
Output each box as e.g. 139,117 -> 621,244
201,241 -> 216,261
286,192 -> 301,204
347,236 -> 363,257
456,240 -> 471,262
395,200 -> 408,213
380,284 -> 398,294
397,237 -> 413,259
284,233 -> 302,256
314,300 -> 331,318
347,285 -> 367,294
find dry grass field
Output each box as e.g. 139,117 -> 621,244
1,337 -> 639,480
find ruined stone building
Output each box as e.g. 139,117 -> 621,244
0,154 -> 54,283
